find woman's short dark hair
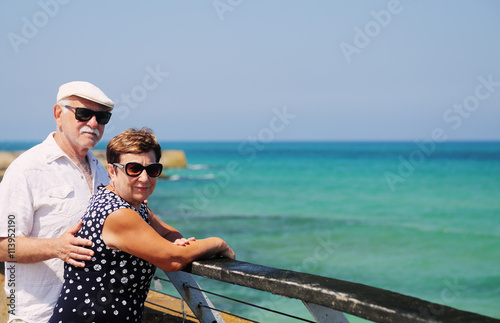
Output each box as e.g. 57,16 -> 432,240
106,128 -> 162,164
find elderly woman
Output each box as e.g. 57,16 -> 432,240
49,128 -> 234,323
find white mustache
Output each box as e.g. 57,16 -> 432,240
80,126 -> 100,137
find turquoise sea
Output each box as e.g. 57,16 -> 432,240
2,141 -> 499,322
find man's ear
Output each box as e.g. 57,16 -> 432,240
54,104 -> 63,128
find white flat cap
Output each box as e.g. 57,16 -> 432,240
57,81 -> 114,110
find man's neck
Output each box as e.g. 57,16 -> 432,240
53,132 -> 89,164
53,132 -> 94,193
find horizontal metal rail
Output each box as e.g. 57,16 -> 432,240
179,258 -> 499,323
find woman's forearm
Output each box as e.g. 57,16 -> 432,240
155,237 -> 234,272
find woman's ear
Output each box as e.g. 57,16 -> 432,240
107,163 -> 115,177
107,163 -> 116,187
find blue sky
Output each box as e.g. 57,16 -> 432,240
1,1 -> 499,142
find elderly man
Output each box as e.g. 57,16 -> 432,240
0,81 -> 114,323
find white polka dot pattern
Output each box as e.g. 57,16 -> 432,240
49,186 -> 155,322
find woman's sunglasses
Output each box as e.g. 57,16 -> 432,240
64,105 -> 112,125
113,162 -> 163,178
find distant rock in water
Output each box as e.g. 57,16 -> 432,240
0,151 -> 21,178
0,150 -> 187,179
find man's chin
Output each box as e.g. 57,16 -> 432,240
80,134 -> 101,148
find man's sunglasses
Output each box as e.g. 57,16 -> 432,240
113,162 -> 163,178
63,105 -> 112,125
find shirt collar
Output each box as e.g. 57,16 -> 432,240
44,132 -> 99,165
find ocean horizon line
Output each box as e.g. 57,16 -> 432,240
2,138 -> 500,144
1,139 -> 499,154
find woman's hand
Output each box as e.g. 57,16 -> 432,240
219,241 -> 236,260
173,237 -> 196,246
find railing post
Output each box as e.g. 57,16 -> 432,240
165,270 -> 225,323
303,301 -> 350,323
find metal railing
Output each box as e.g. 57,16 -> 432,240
160,258 -> 499,323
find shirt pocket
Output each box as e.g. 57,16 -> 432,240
32,185 -> 80,237
45,185 -> 77,218
48,185 -> 74,199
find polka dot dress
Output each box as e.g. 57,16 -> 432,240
49,186 -> 155,323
